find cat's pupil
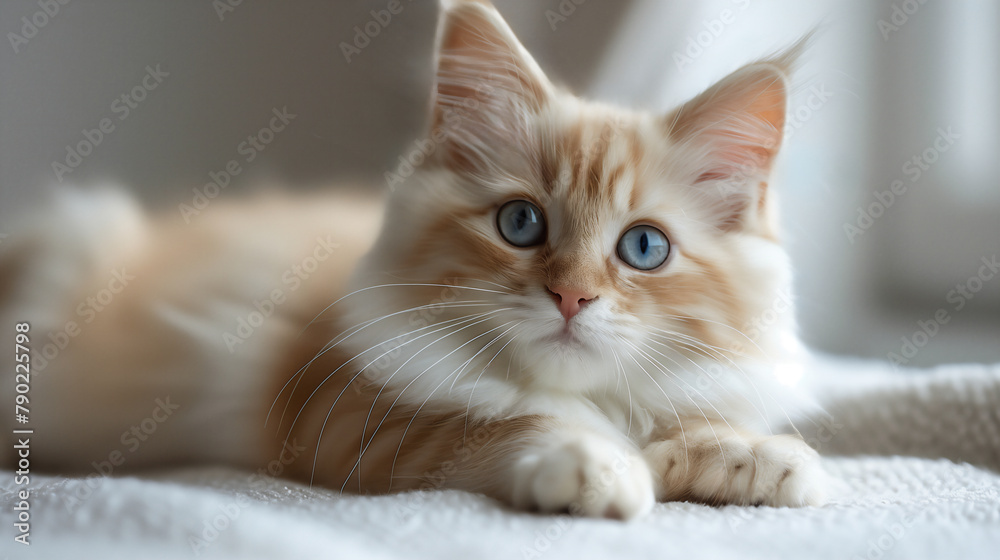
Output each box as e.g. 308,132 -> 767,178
514,211 -> 526,230
639,232 -> 648,254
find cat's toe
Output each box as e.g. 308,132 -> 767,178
512,435 -> 654,520
645,430 -> 826,507
750,435 -> 825,507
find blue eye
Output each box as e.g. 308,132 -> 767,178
617,225 -> 670,270
497,200 -> 546,247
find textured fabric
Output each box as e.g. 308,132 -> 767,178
4,358 -> 1000,559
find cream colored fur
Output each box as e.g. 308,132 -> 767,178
1,1 -> 825,520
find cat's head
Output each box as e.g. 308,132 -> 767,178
347,0 -> 802,423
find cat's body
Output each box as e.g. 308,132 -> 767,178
2,1 -> 824,519
1,189 -> 382,472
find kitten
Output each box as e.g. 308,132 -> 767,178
2,0 -> 824,519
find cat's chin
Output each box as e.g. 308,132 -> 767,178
539,324 -> 604,359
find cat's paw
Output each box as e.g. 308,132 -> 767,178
747,435 -> 825,507
646,427 -> 825,508
512,435 -> 655,519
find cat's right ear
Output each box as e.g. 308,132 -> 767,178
663,60 -> 791,232
431,0 -> 555,173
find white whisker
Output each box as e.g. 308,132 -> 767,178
269,301 -> 496,430
644,333 -> 772,433
617,337 -> 690,474
620,337 -> 728,471
610,347 -> 633,438
343,318 -> 517,491
288,308 -> 505,460
296,282 -> 513,339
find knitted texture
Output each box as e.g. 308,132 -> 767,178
3,359 -> 999,559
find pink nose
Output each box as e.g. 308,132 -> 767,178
547,286 -> 597,322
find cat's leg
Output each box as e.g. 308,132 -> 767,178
279,333 -> 656,519
500,417 -> 656,519
642,419 -> 824,507
289,390 -> 655,519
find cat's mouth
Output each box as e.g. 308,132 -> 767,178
544,322 -> 592,350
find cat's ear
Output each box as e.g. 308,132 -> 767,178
431,0 -> 554,173
665,61 -> 790,232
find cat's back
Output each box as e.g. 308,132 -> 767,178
0,186 -> 383,472
143,188 -> 384,325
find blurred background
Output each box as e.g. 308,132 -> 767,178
1,0 -> 997,368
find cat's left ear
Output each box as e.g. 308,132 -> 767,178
431,0 -> 555,173
666,60 -> 791,232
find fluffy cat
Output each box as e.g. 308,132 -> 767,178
2,0 -> 824,519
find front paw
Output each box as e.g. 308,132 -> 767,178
646,427 -> 825,507
512,435 -> 655,519
748,435 -> 825,507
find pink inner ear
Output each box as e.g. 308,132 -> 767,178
431,3 -> 552,175
695,171 -> 731,184
669,65 -> 788,191
694,137 -> 775,185
687,136 -> 776,231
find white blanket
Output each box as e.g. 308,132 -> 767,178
4,358 -> 1000,559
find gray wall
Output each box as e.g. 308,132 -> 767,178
0,0 -> 627,217
1,0 -> 439,216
